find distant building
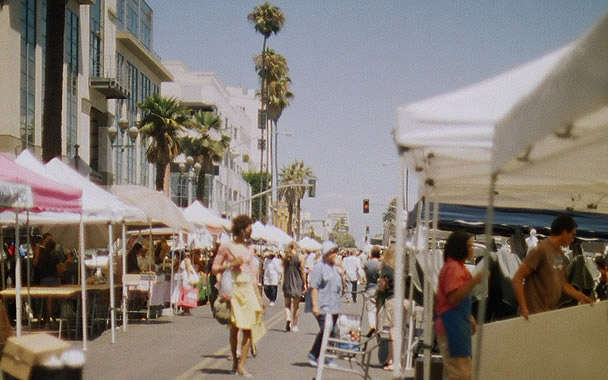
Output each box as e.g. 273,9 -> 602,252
161,61 -> 255,216
327,208 -> 349,232
0,0 -> 172,187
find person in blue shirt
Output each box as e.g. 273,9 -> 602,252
307,242 -> 342,367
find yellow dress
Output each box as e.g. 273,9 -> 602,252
230,270 -> 265,344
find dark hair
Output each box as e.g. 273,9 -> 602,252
443,230 -> 471,263
232,214 -> 253,237
131,243 -> 143,254
42,232 -> 52,240
595,255 -> 608,269
550,214 -> 577,236
371,246 -> 381,258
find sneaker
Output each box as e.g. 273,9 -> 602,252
307,353 -> 318,367
291,325 -> 299,332
269,302 -> 275,307
325,358 -> 338,368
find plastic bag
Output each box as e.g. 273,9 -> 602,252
218,268 -> 233,299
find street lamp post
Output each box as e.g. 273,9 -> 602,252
108,104 -> 138,184
178,156 -> 201,207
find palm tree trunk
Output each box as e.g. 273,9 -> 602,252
296,198 -> 302,240
155,162 -> 166,191
42,1 -> 67,162
287,201 -> 294,237
196,169 -> 206,206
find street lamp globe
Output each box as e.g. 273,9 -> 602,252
179,162 -> 186,172
186,155 -> 194,166
193,162 -> 201,172
118,118 -> 129,131
107,125 -> 118,143
128,125 -> 139,141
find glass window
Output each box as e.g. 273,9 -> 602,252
90,0 -> 103,77
65,9 -> 79,159
19,0 -> 36,150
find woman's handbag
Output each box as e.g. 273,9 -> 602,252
178,286 -> 199,309
213,298 -> 232,325
218,268 -> 234,299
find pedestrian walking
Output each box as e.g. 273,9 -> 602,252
282,242 -> 305,332
363,246 -> 381,336
342,250 -> 362,303
435,230 -> 483,380
212,215 -> 265,377
263,250 -> 282,306
307,241 -> 341,367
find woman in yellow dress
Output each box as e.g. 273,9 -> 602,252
212,215 -> 265,377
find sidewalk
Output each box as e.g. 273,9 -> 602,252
82,297 -> 398,380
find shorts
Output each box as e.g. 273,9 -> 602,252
437,334 -> 472,380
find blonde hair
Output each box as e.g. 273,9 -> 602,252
381,245 -> 396,268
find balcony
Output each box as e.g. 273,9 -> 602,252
90,55 -> 130,99
116,31 -> 173,82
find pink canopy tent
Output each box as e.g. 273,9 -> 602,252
0,153 -> 82,213
0,152 -> 82,339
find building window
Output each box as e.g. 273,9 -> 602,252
127,0 -> 138,38
116,0 -> 124,30
140,1 -> 152,49
126,62 -> 138,182
20,0 -> 36,150
65,8 -> 79,159
90,0 -> 103,77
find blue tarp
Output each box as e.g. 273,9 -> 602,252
407,203 -> 608,240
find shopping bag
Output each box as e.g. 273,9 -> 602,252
218,268 -> 233,299
178,286 -> 199,308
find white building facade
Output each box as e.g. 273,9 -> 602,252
162,61 -> 258,217
0,0 -> 171,187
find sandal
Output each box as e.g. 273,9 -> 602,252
383,364 -> 394,371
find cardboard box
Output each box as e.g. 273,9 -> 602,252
1,334 -> 71,380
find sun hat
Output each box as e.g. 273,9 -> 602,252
321,241 -> 337,256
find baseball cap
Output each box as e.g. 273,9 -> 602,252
321,241 -> 337,256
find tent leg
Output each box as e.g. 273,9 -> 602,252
422,199 -> 434,380
392,154 -> 407,377
473,173 -> 496,380
80,217 -> 88,350
15,211 -> 21,338
122,222 -> 127,332
108,223 -> 116,344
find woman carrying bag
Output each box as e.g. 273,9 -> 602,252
212,215 -> 265,378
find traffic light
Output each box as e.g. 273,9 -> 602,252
307,178 -> 316,197
363,198 -> 369,213
365,225 -> 370,234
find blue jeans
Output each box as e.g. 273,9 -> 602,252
309,313 -> 338,359
263,285 -> 277,303
346,280 -> 358,302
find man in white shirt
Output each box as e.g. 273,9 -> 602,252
263,251 -> 283,306
342,250 -> 362,303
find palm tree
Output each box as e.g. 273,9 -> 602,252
248,2 -> 285,217
180,111 -> 231,206
383,197 -> 397,224
137,93 -> 191,191
41,2 -> 67,162
278,160 -> 313,238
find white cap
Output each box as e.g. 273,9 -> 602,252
321,241 -> 337,256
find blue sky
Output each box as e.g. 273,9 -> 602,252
146,0 -> 608,242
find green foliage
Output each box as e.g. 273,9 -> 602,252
304,226 -> 323,242
137,93 -> 191,190
329,217 -> 356,248
243,171 -> 272,222
383,197 -> 397,224
247,2 -> 285,39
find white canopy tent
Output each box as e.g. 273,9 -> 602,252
183,200 -> 231,230
297,236 -> 322,251
394,11 -> 608,380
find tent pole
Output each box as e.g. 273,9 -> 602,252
108,223 -> 116,344
473,173 -> 496,380
80,216 -> 87,350
405,179 -> 418,371
0,227 -> 4,289
392,154 -> 407,377
423,199 -> 432,380
122,222 -> 127,331
15,210 -> 21,338
25,215 -> 31,331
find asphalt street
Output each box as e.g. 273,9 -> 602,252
81,292 -> 397,380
